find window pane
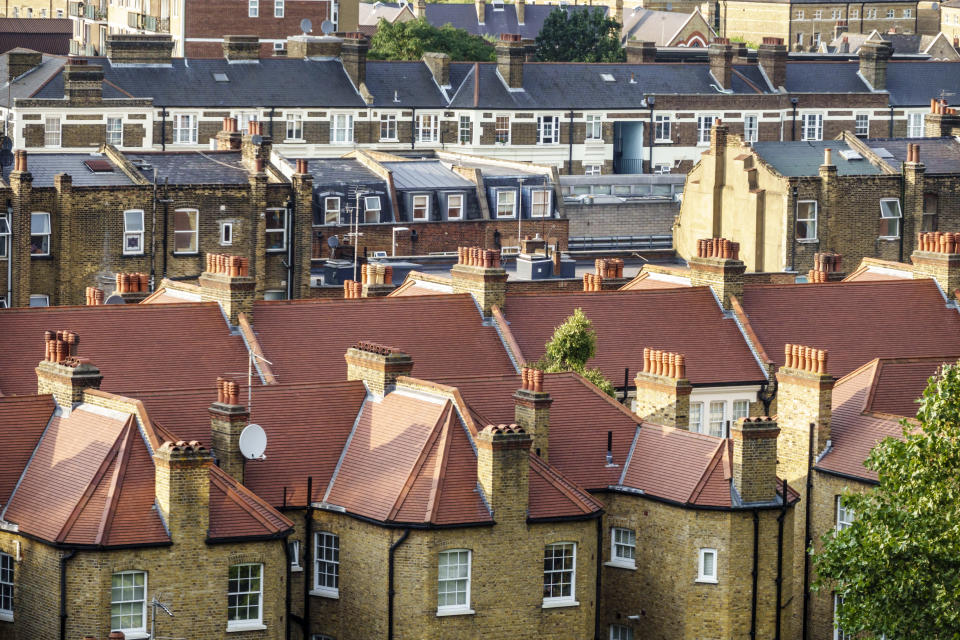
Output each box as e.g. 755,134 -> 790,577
0,554 -> 13,614
709,401 -> 725,437
174,210 -> 196,231
732,400 -> 749,420
543,543 -> 575,600
31,213 -> 50,234
690,402 -> 703,431
124,210 -> 143,231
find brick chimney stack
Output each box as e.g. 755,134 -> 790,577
345,342 -> 414,396
105,34 -> 174,65
476,423 -> 531,524
625,41 -> 657,63
198,253 -> 255,326
210,377 -> 250,484
415,0 -> 426,17
731,416 -> 780,504
451,246 -> 507,316
912,232 -> 960,299
36,331 -> 103,413
476,0 -> 486,24
514,367 -> 553,460
361,262 -> 396,297
422,52 -> 451,88
708,38 -> 734,91
633,348 -> 692,429
858,37 -> 892,91
222,35 -> 261,61
240,120 -> 272,173
63,60 -> 104,104
924,99 -> 960,137
776,344 -> 833,473
687,237 -> 746,309
341,33 -> 370,91
806,252 -> 844,283
758,37 -> 786,90
154,440 -> 211,543
216,117 -> 242,151
8,49 -> 42,82
496,34 -> 525,90
286,34 -> 343,59
516,0 -> 526,25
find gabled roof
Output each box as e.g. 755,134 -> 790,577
622,9 -> 713,46
0,302 -> 251,396
249,295 -> 517,384
737,279 -> 960,378
0,395 -> 55,507
619,268 -> 691,291
499,288 -> 767,387
842,257 -> 913,282
866,137 -> 960,174
366,60 -> 450,107
209,465 -> 294,541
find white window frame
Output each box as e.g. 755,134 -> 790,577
0,552 -> 12,622
903,8 -> 912,17
836,496 -> 854,531
697,114 -> 717,146
708,400 -> 726,438
313,531 -> 340,598
380,113 -> 398,142
437,549 -> 472,615
907,112 -> 924,138
44,116 -> 61,148
331,113 -> 354,144
29,294 -> 49,307
609,527 -> 636,569
123,209 -> 145,255
364,195 -> 382,223
173,113 -> 197,144
655,114 -> 671,142
879,198 -> 902,239
834,594 -> 850,640
324,197 -> 341,225
110,570 -> 147,635
458,115 -> 471,144
285,113 -> 303,141
31,212 -> 51,256
107,116 -> 123,146
417,113 -> 439,143
813,9 -> 822,18
220,221 -> 233,245
797,200 -> 818,241
495,189 -> 516,218
173,208 -> 199,254
412,194 -> 430,221
850,8 -> 858,17
227,563 -> 263,630
494,114 -> 510,144
537,115 -> 560,144
886,8 -> 894,18
331,0 -> 339,28
248,0 -> 259,17
446,193 -> 463,220
743,113 -> 759,143
531,189 -> 551,218
697,548 -> 718,583
585,114 -> 602,141
610,624 -> 634,640
289,539 -> 302,571
584,164 -> 602,176
690,401 -> 703,433
265,207 -> 287,252
274,41 -> 286,52
796,9 -> 804,18
0,213 -> 10,261
855,112 -> 870,137
801,113 -> 823,141
275,0 -> 284,17
542,542 -> 577,607
732,399 -> 750,421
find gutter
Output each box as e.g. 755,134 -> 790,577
388,529 -> 411,640
303,477 -> 313,639
59,549 -> 76,640
774,478 -> 787,640
801,423 -> 814,640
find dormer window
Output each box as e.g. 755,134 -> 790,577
492,0 -> 504,11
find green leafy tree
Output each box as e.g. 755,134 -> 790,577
536,308 -> 616,397
812,362 -> 960,639
535,7 -> 624,63
369,18 -> 495,61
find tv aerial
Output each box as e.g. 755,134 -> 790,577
239,423 -> 267,461
320,19 -> 335,35
300,18 -> 313,35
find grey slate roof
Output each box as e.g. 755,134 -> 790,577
867,137 -> 960,174
622,9 -> 703,46
33,58 -> 366,107
425,2 -> 604,39
885,62 -> 960,106
366,61 -> 448,107
751,140 -> 882,176
23,153 -> 135,187
0,52 -> 65,108
123,151 -> 250,184
784,62 -> 868,93
297,157 -> 387,185
382,160 -> 476,189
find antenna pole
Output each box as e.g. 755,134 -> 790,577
248,352 -> 253,411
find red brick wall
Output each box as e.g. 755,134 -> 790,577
184,0 -> 332,57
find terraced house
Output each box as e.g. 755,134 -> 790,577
5,31 -> 959,177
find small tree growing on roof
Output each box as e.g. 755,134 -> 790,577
536,308 -> 615,397
812,362 -> 960,639
535,7 -> 624,63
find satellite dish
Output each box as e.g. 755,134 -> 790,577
103,294 -> 126,305
239,424 -> 267,460
327,235 -> 340,248
320,19 -> 335,35
300,18 -> 313,34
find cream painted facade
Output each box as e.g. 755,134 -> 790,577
1,0 -> 66,16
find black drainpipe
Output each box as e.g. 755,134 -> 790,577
410,108 -> 416,150
160,106 -> 167,152
594,516 -> 603,640
888,105 -> 894,138
621,367 -> 629,405
303,477 -> 313,639
801,423 -> 814,640
568,109 -> 574,175
286,197 -> 295,300
269,107 -> 275,139
775,478 -> 787,640
647,99 -> 654,174
898,160 -> 906,263
281,536 -> 292,640
790,98 -> 798,141
791,184 -> 799,273
388,528 -> 411,640
750,509 -> 759,640
59,549 -> 76,640
161,178 -> 170,278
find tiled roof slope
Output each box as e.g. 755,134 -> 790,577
0,395 -> 53,507
619,270 -> 691,291
500,288 -> 766,386
209,466 -> 294,540
865,357 -> 953,417
738,279 -> 960,377
0,303 -> 251,396
250,295 -> 516,383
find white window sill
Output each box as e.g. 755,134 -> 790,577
291,565 -> 303,573
436,607 -> 475,617
585,138 -> 604,144
0,611 -> 13,622
542,599 -> 579,609
122,252 -> 145,257
655,139 -> 672,144
116,632 -> 150,640
379,138 -> 399,143
797,238 -> 819,244
310,587 -> 339,599
284,139 -> 305,143
227,622 -> 266,632
604,560 -> 636,570
878,236 -> 901,241
695,577 -> 718,584
496,215 -> 517,219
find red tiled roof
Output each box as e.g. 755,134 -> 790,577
389,281 -> 452,297
528,454 -> 604,520
500,288 -> 766,386
842,267 -> 908,282
0,303 -> 252,396
250,295 -> 516,384
0,395 -> 53,507
209,466 -> 294,540
619,271 -> 690,291
739,280 -> 960,377
0,20 -> 72,34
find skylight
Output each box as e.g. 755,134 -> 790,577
83,159 -> 114,173
838,149 -> 862,161
600,73 -> 615,82
873,147 -> 894,158
213,72 -> 230,82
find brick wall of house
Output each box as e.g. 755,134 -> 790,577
565,198 -> 676,242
